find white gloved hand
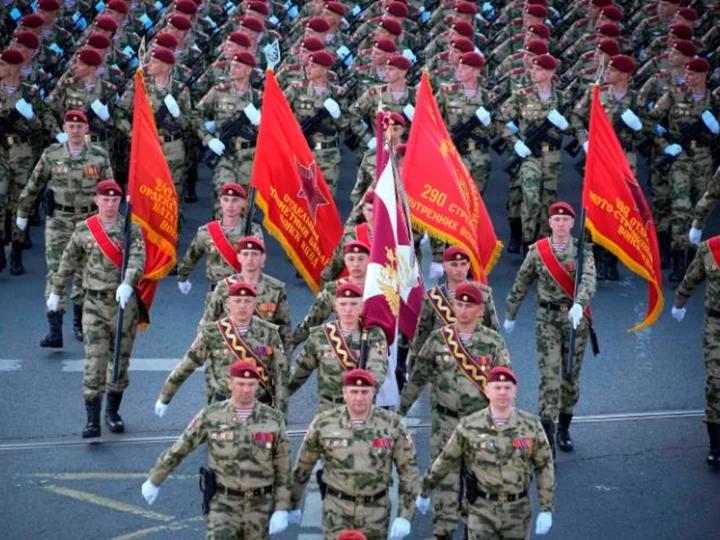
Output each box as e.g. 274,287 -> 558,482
163,94 -> 181,118
56,132 -> 69,144
367,137 -> 377,150
546,109 -> 569,130
689,227 -> 702,245
268,510 -> 289,535
655,124 -> 667,135
475,106 -> 491,126
90,99 -> 110,122
621,109 -> 642,131
401,49 -> 416,65
46,293 -> 61,312
243,103 -> 261,126
208,137 -> 225,156
14,98 -> 34,120
389,517 -> 411,538
178,280 -> 192,294
154,399 -> 168,418
671,306 -> 686,322
702,110 -> 720,134
535,512 -> 553,535
429,262 -> 444,280
421,232 -> 430,245
16,216 -> 28,231
323,98 -> 341,120
288,509 -> 302,524
403,104 -> 415,122
505,120 -> 519,134
415,495 -> 431,515
116,283 -> 133,309
583,141 -> 589,153
336,45 -> 351,61
664,143 -> 682,157
568,303 -> 583,329
503,319 -> 515,334
141,480 -> 160,505
203,120 -> 216,134
514,140 -> 532,158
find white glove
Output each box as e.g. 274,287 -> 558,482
367,137 -> 377,150
505,120 -> 519,134
664,144 -> 682,157
513,140 -> 532,158
243,104 -> 261,126
288,509 -> 302,524
116,283 -> 134,309
475,106 -> 491,126
671,306 -> 686,322
403,104 -> 415,122
204,120 -> 216,134
178,280 -> 192,294
535,512 -> 553,535
14,98 -> 34,120
16,216 -> 28,231
323,98 -> 341,120
389,517 -> 411,538
154,399 -> 168,418
336,44 -> 351,61
503,319 -> 515,334
582,141 -> 589,153
621,109 -> 642,132
90,99 -> 110,122
568,303 -> 583,330
655,124 -> 667,135
56,132 -> 69,144
163,94 -> 181,118
208,137 -> 225,156
268,510 -> 289,535
702,110 -> 720,134
429,262 -> 444,280
401,49 -> 417,65
689,227 -> 702,245
421,232 -> 430,245
546,109 -> 569,131
287,5 -> 298,18
141,480 -> 160,505
46,293 -> 61,312
415,495 -> 431,515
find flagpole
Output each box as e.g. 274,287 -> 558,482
112,197 -> 133,383
566,207 -> 587,377
244,186 -> 257,237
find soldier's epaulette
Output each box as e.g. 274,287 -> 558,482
433,66 -> 451,75
510,17 -> 523,27
510,33 -> 523,42
291,80 -> 311,89
580,33 -> 594,42
354,64 -> 372,72
580,50 -> 594,60
441,83 -> 460,93
599,84 -> 610,91
646,15 -> 659,24
212,60 -> 229,68
46,142 -> 65,153
368,85 -> 387,96
580,66 -> 595,75
658,52 -> 669,60
335,276 -> 351,286
518,85 -> 534,96
61,76 -> 77,87
655,70 -> 670,78
509,66 -> 525,76
358,47 -> 372,55
368,15 -> 382,24
253,315 -> 279,332
102,79 -> 118,92
509,51 -> 524,61
214,82 -> 233,90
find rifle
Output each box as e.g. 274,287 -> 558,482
571,112 -> 638,174
84,76 -> 133,140
0,110 -> 30,149
653,118 -> 712,175
504,104 -> 570,176
153,69 -> 205,133
343,113 -> 371,151
449,90 -> 508,152
202,113 -> 257,169
300,108 -> 337,146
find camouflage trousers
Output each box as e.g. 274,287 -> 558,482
211,148 -> 256,219
703,315 -> 720,424
430,410 -> 463,536
45,213 -> 89,312
206,491 -> 273,540
668,149 -> 714,251
161,137 -> 187,205
82,292 -> 138,400
313,144 -> 341,197
322,489 -> 391,540
535,305 -> 590,420
467,497 -> 531,539
651,167 -> 671,235
460,148 -> 491,194
6,141 -> 35,242
517,151 -> 561,242
507,172 -> 522,220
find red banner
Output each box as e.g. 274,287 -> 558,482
250,70 -> 342,293
581,85 -> 663,331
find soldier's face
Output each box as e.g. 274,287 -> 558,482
0,60 -> 10,78
371,48 -> 390,65
444,260 -> 470,282
684,69 -> 704,87
306,61 -> 327,80
453,299 -> 483,325
147,57 -> 168,76
523,52 -> 536,69
668,49 -> 686,67
344,253 -> 369,278
227,295 -> 257,320
658,1 -> 679,19
384,65 -> 402,83
523,15 -> 543,27
63,121 -> 89,142
228,377 -> 259,406
362,203 -> 374,224
457,64 -> 479,83
94,195 -> 122,217
335,297 -> 363,322
548,215 -> 574,237
37,9 -> 54,25
72,61 -> 92,78
343,386 -> 374,415
530,65 -> 552,83
239,249 -> 265,271
603,66 -> 621,84
220,195 -> 245,218
230,61 -> 251,80
486,381 -> 517,408
390,124 -> 404,143
223,41 -> 242,58
310,0 -> 325,14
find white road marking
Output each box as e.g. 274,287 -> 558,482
60,358 -> 190,372
0,359 -> 21,371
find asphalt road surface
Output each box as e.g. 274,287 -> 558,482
1,146 -> 719,540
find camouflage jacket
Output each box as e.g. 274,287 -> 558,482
284,80 -> 349,145
195,82 -> 263,146
693,167 -> 720,229
498,84 -> 568,144
436,83 -> 496,146
675,235 -> 720,311
572,86 -> 646,147
116,77 -> 193,137
348,84 -> 415,146
43,76 -> 118,137
0,81 -> 44,143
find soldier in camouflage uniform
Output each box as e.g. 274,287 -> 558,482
690,166 -> 720,240
275,36 -> 324,89
143,360 -> 292,539
192,31 -> 253,101
200,236 -> 293,351
289,282 -> 388,413
18,110 -> 113,347
400,282 -> 511,539
290,368 -> 419,540
557,0 -> 614,52
344,38 -> 396,104
504,202 -> 597,455
417,367 -> 555,539
158,281 -> 289,418
47,180 -> 144,438
672,233 -> 720,468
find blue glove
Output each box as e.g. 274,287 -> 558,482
664,144 -> 682,157
389,517 -> 411,538
95,1 -> 105,12
655,124 -> 667,135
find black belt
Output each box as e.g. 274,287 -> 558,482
538,300 -> 570,311
436,404 -> 459,418
325,485 -> 387,504
314,141 -> 338,150
320,394 -> 344,404
86,289 -> 116,300
476,488 -> 528,502
162,134 -> 182,142
86,134 -> 107,142
235,140 -> 257,150
216,484 -> 273,499
707,309 -> 720,319
464,139 -> 489,151
55,203 -> 93,213
5,135 -> 29,144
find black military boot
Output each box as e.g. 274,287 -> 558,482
40,311 -> 64,348
593,245 -> 607,280
556,413 -> 574,452
507,218 -> 522,254
72,304 -> 84,342
9,241 -> 24,275
82,398 -> 102,439
707,423 -> 720,468
669,250 -> 686,283
0,244 -> 6,273
604,250 -> 619,281
541,419 -> 556,459
184,166 -> 198,203
521,241 -> 531,259
658,232 -> 670,269
105,392 -> 125,433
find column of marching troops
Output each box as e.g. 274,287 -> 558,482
1,0 -> 720,538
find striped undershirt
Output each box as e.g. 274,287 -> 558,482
84,82 -> 96,93
234,407 -> 253,421
350,419 -> 365,426
99,219 -> 115,230
339,328 -> 352,338
313,86 -> 327,95
69,148 -> 83,157
42,29 -> 53,40
463,89 -> 477,98
391,91 -> 404,101
459,332 -> 472,343
3,85 -> 17,95
235,325 -> 249,335
552,242 -> 568,254
493,417 -> 508,427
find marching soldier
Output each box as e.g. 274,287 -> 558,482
192,31 -> 253,101
290,368 -> 419,539
289,282 -> 388,412
155,281 -> 290,418
142,360 -> 291,539
17,110 -> 113,347
344,38 -> 396,101
690,166 -> 720,243
504,202 -> 597,455
47,180 -> 144,438
275,35 -> 325,89
400,282 -> 511,539
416,367 -> 555,539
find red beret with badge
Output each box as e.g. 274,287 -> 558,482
343,240 -> 371,255
387,54 -> 411,70
152,47 -> 176,65
15,31 -> 40,49
64,109 -> 88,124
385,2 -> 408,17
600,5 -> 623,22
455,1 -> 477,15
389,111 -> 406,125
78,47 -> 103,66
229,360 -> 260,379
676,7 -> 698,21
241,15 -> 265,32
96,180 -> 122,197
527,23 -> 550,40
309,50 -> 334,67
533,53 -> 558,70
248,0 -> 270,16
549,201 -> 576,218
608,54 -> 635,74
0,49 -> 25,65
107,0 -> 129,14
95,16 -> 119,33
459,51 -> 485,68
237,236 -> 266,253
20,14 -> 44,28
451,21 -> 474,38
378,17 -> 402,36
685,58 -> 710,73
302,36 -> 326,51
526,4 -> 548,17
336,282 -> 364,298
307,17 -> 330,32
228,282 -> 258,297
454,282 -> 484,305
590,0 -> 613,7
175,0 -> 198,15
669,23 -> 693,40
450,37 -> 475,53
219,182 -> 247,198
672,39 -> 697,57
325,1 -> 346,16
374,38 -> 397,53
443,245 -> 470,262
155,32 -> 180,50
169,14 -> 193,30
524,39 -> 549,56
38,0 -> 61,11
487,366 -> 518,385
87,33 -> 112,50
596,38 -> 621,56
342,368 -> 375,387
228,31 -> 252,48
596,23 -> 621,38
233,50 -> 257,68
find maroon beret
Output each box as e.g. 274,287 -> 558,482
64,109 -> 88,123
487,366 -> 518,385
451,21 -> 474,37
342,368 -> 375,387
20,14 -> 45,28
386,54 -> 411,70
174,0 -> 198,15
78,47 -> 103,66
228,281 -> 258,297
590,0 -> 613,7
597,23 -> 621,38
343,240 -> 371,255
669,23 -> 693,40
229,360 -> 260,379
151,47 -> 176,64
308,50 -> 334,67
663,0 -> 682,4
0,49 -> 25,65
324,1 -> 346,16
526,0 -> 547,5
95,16 -> 119,33
549,201 -> 576,218
302,36 -> 326,51
240,15 -> 265,32
107,0 -> 129,14
609,54 -> 635,74
96,179 -> 122,196
676,7 -> 698,21
220,182 -> 247,198
307,16 -> 330,32
524,39 -> 549,56
671,39 -> 697,57
596,38 -> 621,56
385,1 -> 408,17
374,38 -> 397,53
248,0 -> 270,15
228,31 -> 252,47
232,50 -> 257,67
685,57 -> 711,73
455,282 -> 483,305
15,31 -> 40,49
155,32 -> 180,49
450,36 -> 475,53
236,236 -> 266,253
389,111 -> 406,125
527,23 -> 550,40
37,0 -> 61,11
169,14 -> 193,30
454,1 -> 477,15
336,282 -> 364,298
533,53 -> 558,70
394,143 -> 407,156
443,245 -> 470,262
600,5 -> 623,22
526,4 -> 548,18
459,51 -> 485,68
87,33 -> 112,49
378,17 -> 402,36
